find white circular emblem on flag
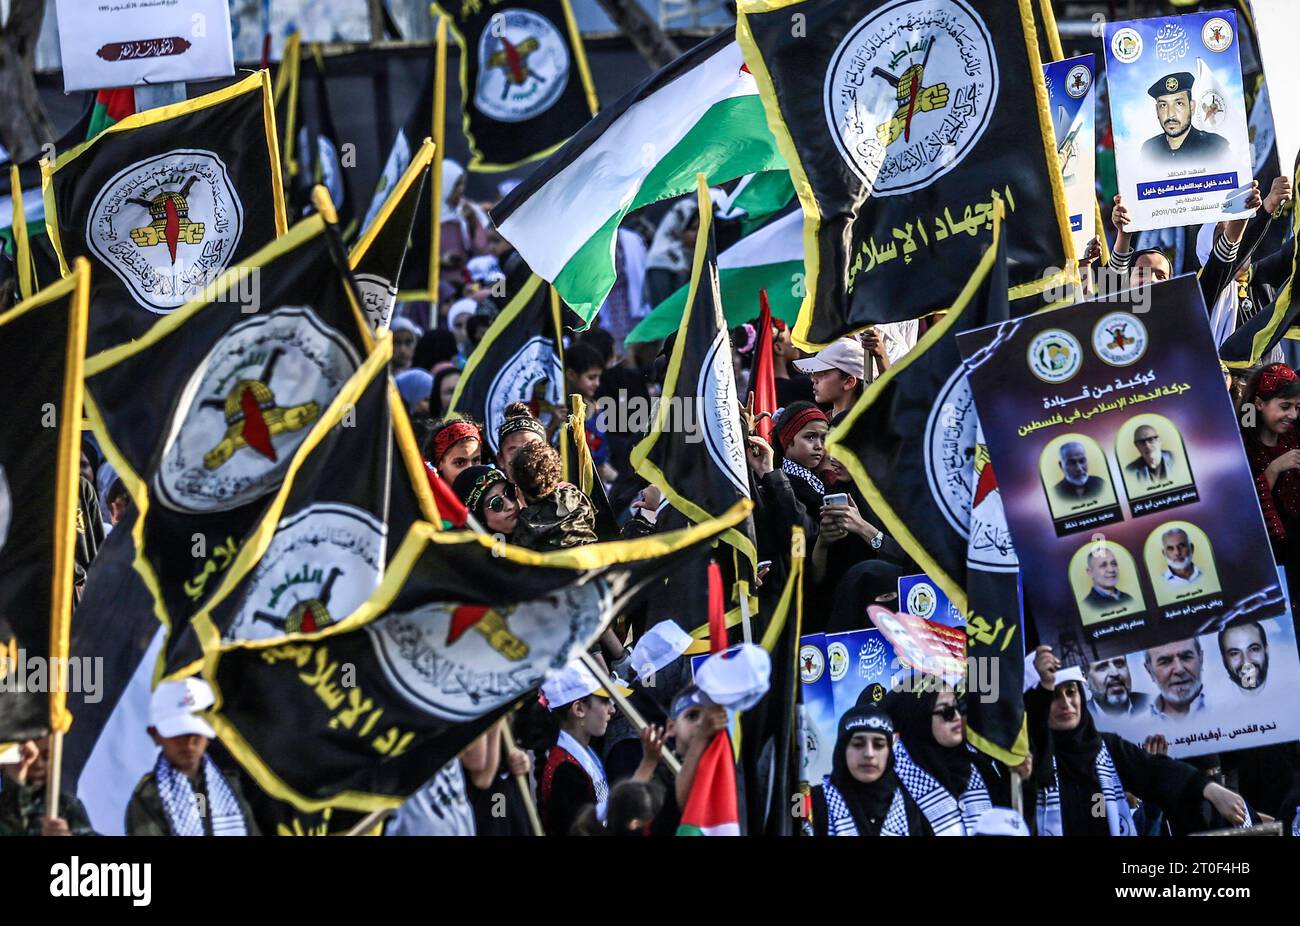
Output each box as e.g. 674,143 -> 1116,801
225,503 -> 387,643
824,0 -> 1000,196
154,307 -> 361,513
827,641 -> 849,682
697,327 -> 749,498
475,9 -> 571,123
1092,312 -> 1148,367
354,272 -> 397,331
87,149 -> 244,313
924,366 -> 977,538
0,466 -> 10,556
369,580 -> 611,721
484,334 -> 563,453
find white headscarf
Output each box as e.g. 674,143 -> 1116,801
440,159 -> 490,238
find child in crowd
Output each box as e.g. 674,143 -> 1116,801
510,440 -> 597,550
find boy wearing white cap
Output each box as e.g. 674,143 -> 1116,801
793,338 -> 865,417
126,678 -> 258,836
538,661 -> 658,835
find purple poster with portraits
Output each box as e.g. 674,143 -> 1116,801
957,275 -> 1286,665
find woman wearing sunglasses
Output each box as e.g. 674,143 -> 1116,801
1023,659 -> 1249,835
809,703 -> 925,836
883,681 -> 1014,835
453,465 -> 521,537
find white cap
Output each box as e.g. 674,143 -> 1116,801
628,621 -> 695,679
446,298 -> 479,329
792,337 -> 866,379
974,807 -> 1029,836
1054,665 -> 1086,689
149,678 -> 217,739
466,254 -> 505,284
540,661 -> 631,711
694,643 -> 771,711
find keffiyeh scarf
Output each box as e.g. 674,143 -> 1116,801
822,777 -> 911,837
892,740 -> 991,836
1036,740 -> 1135,837
557,730 -> 610,823
156,753 -> 247,836
782,458 -> 825,495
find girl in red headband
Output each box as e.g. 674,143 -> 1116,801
424,417 -> 484,486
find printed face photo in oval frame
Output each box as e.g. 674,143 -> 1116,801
1143,519 -> 1220,607
1070,540 -> 1146,626
1115,412 -> 1194,500
1038,432 -> 1118,520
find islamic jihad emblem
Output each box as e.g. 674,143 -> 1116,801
200,348 -> 320,469
127,176 -> 206,263
474,8 -> 570,122
154,307 -> 360,513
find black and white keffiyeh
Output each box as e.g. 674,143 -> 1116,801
156,753 -> 247,836
822,776 -> 911,837
1036,739 -> 1135,837
781,458 -> 825,495
892,740 -> 991,836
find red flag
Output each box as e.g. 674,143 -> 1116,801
425,462 -> 468,529
707,560 -> 727,654
751,291 -> 778,442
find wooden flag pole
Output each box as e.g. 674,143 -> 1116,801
578,651 -> 681,775
45,732 -> 63,819
501,721 -> 544,836
427,15 -> 448,305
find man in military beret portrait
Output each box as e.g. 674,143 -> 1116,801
1140,71 -> 1231,163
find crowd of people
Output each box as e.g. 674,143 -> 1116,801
4,128 -> 1299,836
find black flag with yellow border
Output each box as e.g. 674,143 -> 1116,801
43,71 -> 287,355
163,335 -> 441,678
828,202 -> 1027,764
203,501 -> 750,811
736,0 -> 1073,349
349,138 -> 434,332
433,0 -> 599,172
83,211 -> 376,672
630,177 -> 758,578
0,260 -> 88,742
446,274 -> 566,458
1220,152 -> 1299,368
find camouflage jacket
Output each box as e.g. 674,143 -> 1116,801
0,780 -> 97,836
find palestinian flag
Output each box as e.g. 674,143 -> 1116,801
737,527 -> 803,835
1220,152 -> 1299,367
491,29 -> 786,325
204,503 -> 750,811
359,63 -> 438,301
631,178 -> 758,577
677,730 -> 741,836
0,263 -> 88,742
86,88 -> 137,140
43,71 -> 287,355
560,394 -> 620,541
626,208 -> 802,344
737,0 -> 1073,348
433,0 -> 598,171
717,169 -> 796,235
82,213 -> 374,671
829,203 -> 1026,763
446,274 -> 564,458
349,138 -> 434,331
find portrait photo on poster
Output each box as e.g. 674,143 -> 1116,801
1083,604 -> 1300,758
1104,9 -> 1255,232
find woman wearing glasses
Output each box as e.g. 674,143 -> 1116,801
883,681 -> 1016,835
1023,660 -> 1248,835
453,466 -> 521,537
